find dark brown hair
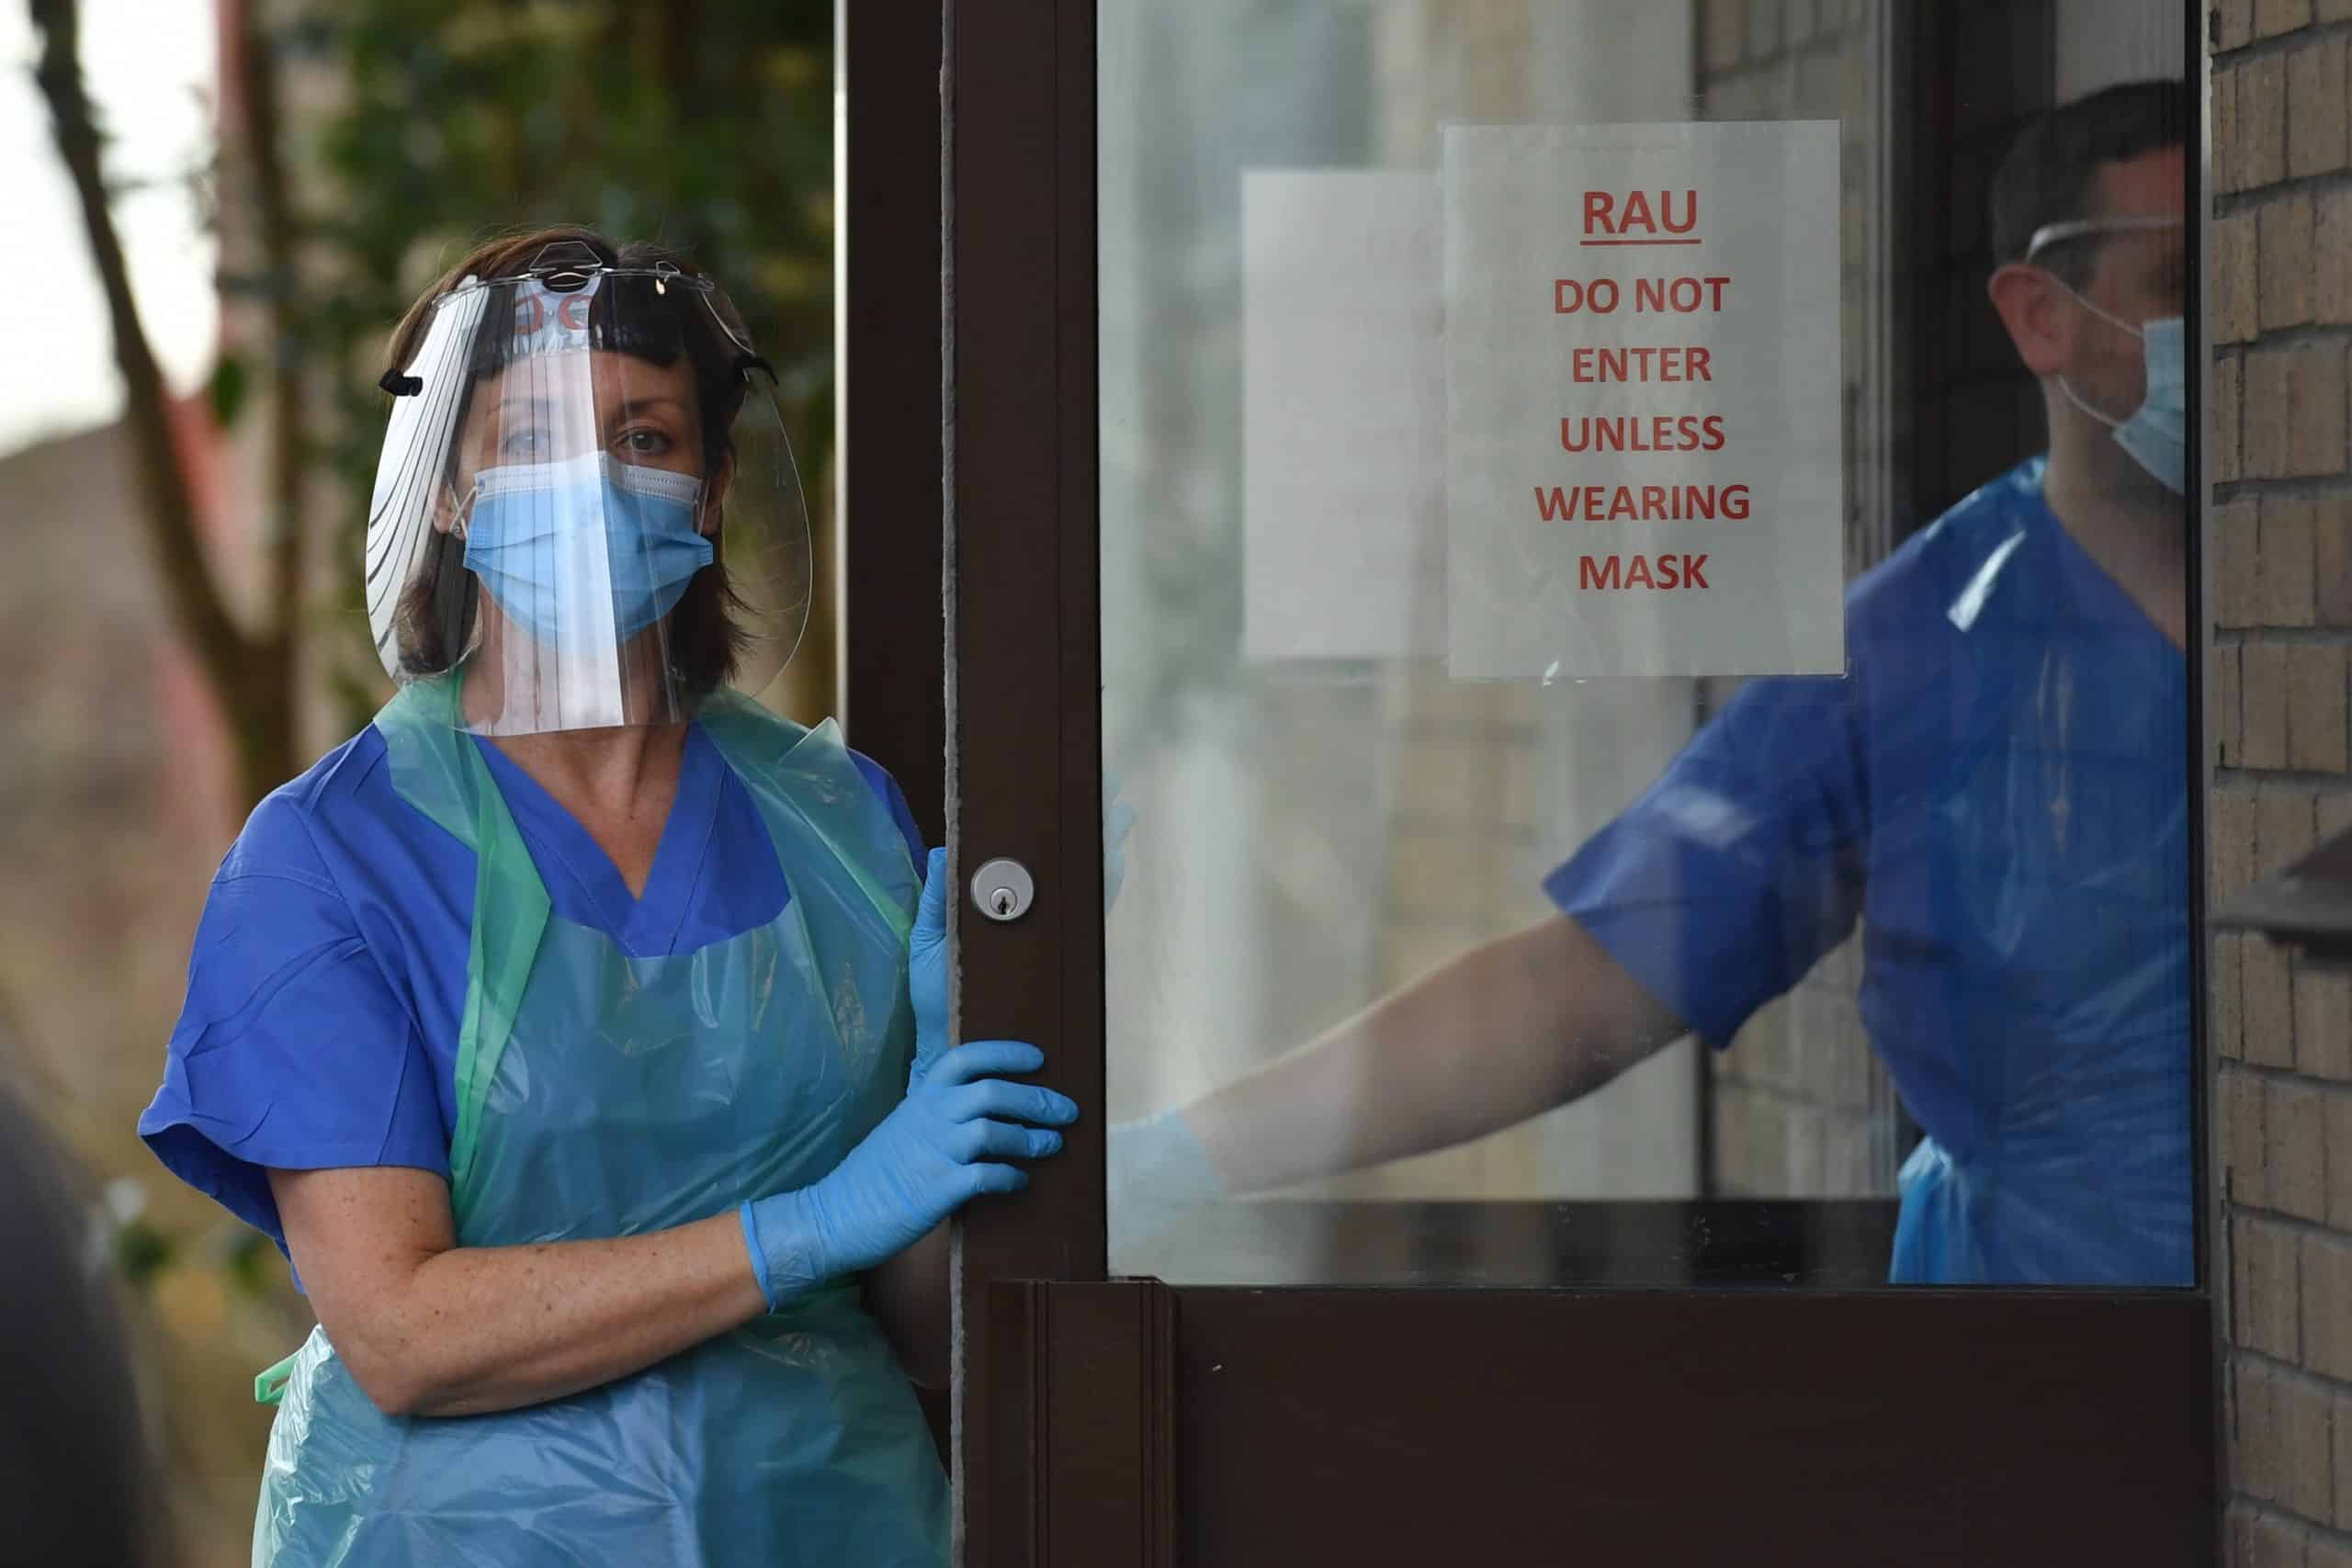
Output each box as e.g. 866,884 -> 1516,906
1990,80 -> 2187,287
382,225 -> 758,696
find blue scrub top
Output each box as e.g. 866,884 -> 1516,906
1545,460 -> 2193,1283
140,716 -> 926,1258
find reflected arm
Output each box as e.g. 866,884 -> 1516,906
1180,913 -> 1690,1194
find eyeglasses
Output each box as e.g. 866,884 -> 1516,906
2024,215 -> 2183,265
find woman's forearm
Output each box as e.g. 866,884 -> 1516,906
385,1213 -> 765,1416
272,1168 -> 767,1419
1186,914 -> 1688,1194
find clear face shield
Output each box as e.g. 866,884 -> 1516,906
365,247 -> 811,735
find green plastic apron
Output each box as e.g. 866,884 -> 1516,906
248,677 -> 946,1566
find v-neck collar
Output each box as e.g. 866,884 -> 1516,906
2018,474 -> 2187,668
469,724 -> 725,956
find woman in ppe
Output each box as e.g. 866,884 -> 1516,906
137,229 -> 1075,1566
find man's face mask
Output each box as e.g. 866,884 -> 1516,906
2026,216 -> 2187,495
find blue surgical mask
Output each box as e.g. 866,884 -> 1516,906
2053,295 -> 2187,496
461,453 -> 715,647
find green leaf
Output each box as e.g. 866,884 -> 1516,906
208,352 -> 251,428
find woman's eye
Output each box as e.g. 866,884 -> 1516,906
619,428 -> 673,457
500,427 -> 549,459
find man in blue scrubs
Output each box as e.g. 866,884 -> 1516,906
1115,81 -> 2192,1284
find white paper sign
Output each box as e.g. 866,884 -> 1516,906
1443,122 -> 1844,678
1243,171 -> 1443,661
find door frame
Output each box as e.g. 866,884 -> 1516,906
842,3 -> 2222,1562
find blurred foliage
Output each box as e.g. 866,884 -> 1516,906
259,0 -> 835,722
111,1213 -> 176,1287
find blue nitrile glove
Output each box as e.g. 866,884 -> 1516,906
740,1040 -> 1078,1308
740,852 -> 1080,1310
910,847 -> 953,1070
1108,1106 -> 1225,1218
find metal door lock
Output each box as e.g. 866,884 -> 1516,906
970,858 -> 1035,922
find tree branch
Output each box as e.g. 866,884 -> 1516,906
231,0 -> 305,654
29,0 -> 254,705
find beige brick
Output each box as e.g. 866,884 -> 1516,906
1704,0 -> 1747,72
2259,0 -> 2315,35
2222,933 -> 2251,1062
2220,355 -> 2247,486
2250,644 -> 2297,767
2220,787 -> 2264,906
1747,0 -> 1781,59
2321,194 -> 2352,325
2240,1215 -> 2302,1358
2251,351 -> 2297,479
2265,197 -> 2318,330
1742,1003 -> 1793,1090
2293,961 -> 2352,1078
2303,1232 -> 2352,1380
2291,37 -> 2352,178
2332,1096 -> 2352,1226
2253,933 -> 2303,1068
2241,54 -> 2291,190
2222,501 -> 2264,628
2290,646 -> 2351,772
2301,344 -> 2352,477
2265,789 -> 2324,869
2249,1511 -> 2311,1568
2229,62 -> 2248,197
2243,1366 -> 2340,1531
2341,1390 -> 2352,1532
2219,0 -> 2256,49
2222,644 -> 2249,768
2220,62 -> 2246,195
2242,1358 -> 2286,1499
2231,1066 -> 2271,1203
2324,0 -> 2352,20
1782,0 -> 1814,44
2318,501 -> 2352,624
1712,1082 -> 1753,1195
2270,1079 -> 2331,1221
2220,211 -> 2263,344
2247,346 -> 2352,479
2279,1371 -> 2337,1523
2248,1511 -> 2310,1568
2268,501 -> 2324,626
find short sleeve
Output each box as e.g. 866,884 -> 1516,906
139,801 -> 447,1256
1543,672 -> 1870,1048
850,750 -> 931,864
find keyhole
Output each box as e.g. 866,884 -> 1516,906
990,886 -> 1017,916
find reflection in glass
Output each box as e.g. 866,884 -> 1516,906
1100,1 -> 2192,1290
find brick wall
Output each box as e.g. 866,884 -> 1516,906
2211,2 -> 2352,1562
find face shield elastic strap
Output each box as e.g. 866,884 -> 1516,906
2024,215 -> 2180,426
